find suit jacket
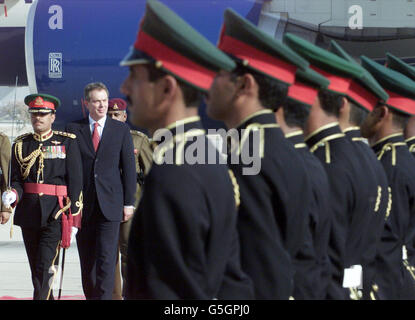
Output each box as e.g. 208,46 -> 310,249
66,117 -> 136,222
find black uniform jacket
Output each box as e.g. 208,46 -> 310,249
287,131 -> 331,300
372,133 -> 415,299
226,110 -> 311,300
66,117 -> 136,222
306,123 -> 379,300
11,130 -> 83,228
125,117 -> 253,300
344,128 -> 390,299
406,136 -> 415,267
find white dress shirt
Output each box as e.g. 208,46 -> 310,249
88,115 -> 106,137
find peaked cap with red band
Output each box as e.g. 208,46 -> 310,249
119,0 -> 235,92
287,67 -> 330,108
283,33 -> 364,99
361,55 -> 415,116
108,98 -> 127,113
217,8 -> 308,85
24,93 -> 60,113
328,40 -> 388,112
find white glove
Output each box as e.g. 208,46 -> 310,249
70,227 -> 78,244
2,190 -> 16,207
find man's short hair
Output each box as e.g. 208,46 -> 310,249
389,107 -> 410,130
231,65 -> 289,111
348,101 -> 369,127
283,99 -> 310,129
318,89 -> 344,118
84,82 -> 110,101
145,64 -> 202,108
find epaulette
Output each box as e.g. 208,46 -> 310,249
130,130 -> 148,138
14,133 -> 31,142
53,131 -> 77,139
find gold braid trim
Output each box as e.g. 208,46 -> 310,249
54,198 -> 72,219
228,169 -> 240,209
15,141 -> 44,181
72,191 -> 83,216
374,186 -> 382,213
377,142 -> 407,166
349,288 -> 363,300
385,187 -> 392,221
409,144 -> 415,153
403,259 -> 415,281
53,131 -> 76,139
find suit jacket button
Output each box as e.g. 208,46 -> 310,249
94,174 -> 98,178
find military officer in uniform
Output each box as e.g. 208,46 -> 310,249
361,55 -> 415,299
107,97 -> 153,300
386,55 -> 415,286
208,9 -> 313,299
0,132 -> 12,224
2,93 -> 83,300
275,67 -> 332,299
284,33 -> 386,300
120,0 -> 253,299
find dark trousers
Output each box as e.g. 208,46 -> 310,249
21,217 -> 61,300
77,205 -> 120,300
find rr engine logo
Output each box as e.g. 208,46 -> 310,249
48,52 -> 62,78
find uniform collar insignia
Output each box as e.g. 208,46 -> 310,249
33,129 -> 53,142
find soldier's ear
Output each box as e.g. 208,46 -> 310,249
50,113 -> 56,124
236,73 -> 256,96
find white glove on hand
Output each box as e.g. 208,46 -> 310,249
2,190 -> 16,207
70,227 -> 78,244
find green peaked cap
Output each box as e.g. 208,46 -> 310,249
217,8 -> 308,84
286,67 -> 330,107
283,33 -> 364,95
24,93 -> 60,113
120,0 -> 236,92
361,55 -> 415,115
328,40 -> 389,105
296,67 -> 330,89
386,53 -> 415,82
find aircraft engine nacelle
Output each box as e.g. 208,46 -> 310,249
26,0 -> 258,128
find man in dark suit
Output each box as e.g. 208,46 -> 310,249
66,82 -> 136,300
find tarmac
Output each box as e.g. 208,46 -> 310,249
0,217 -> 85,300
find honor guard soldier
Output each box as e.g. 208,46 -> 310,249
120,0 -> 253,299
284,33 -> 385,300
361,54 -> 415,299
208,9 -> 313,299
276,67 -> 332,299
107,98 -> 153,300
0,132 -> 12,225
327,41 -> 391,300
386,54 -> 415,288
2,94 -> 83,300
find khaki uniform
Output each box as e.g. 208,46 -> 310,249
0,133 -> 11,212
113,130 -> 153,299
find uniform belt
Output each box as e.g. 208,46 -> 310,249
23,183 -> 67,197
24,183 -> 68,210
